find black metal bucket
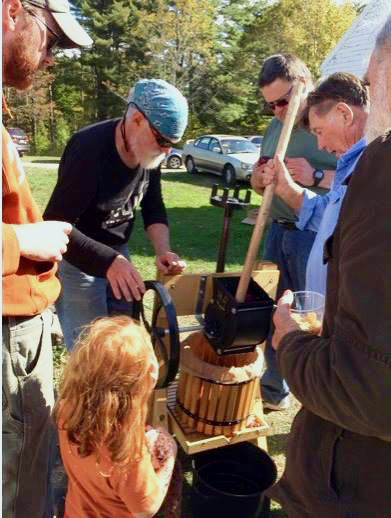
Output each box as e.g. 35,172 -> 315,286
191,442 -> 277,518
204,276 -> 274,355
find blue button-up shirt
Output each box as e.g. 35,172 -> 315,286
296,137 -> 366,295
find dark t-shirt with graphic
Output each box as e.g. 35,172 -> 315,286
44,118 -> 168,277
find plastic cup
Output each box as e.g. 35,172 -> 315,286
291,291 -> 325,334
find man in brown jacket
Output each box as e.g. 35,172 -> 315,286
2,1 -> 92,516
269,17 -> 391,517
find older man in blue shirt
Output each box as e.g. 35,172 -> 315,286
257,72 -> 369,295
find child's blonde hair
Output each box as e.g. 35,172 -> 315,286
54,316 -> 156,467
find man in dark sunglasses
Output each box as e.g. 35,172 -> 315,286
250,53 -> 337,412
2,1 -> 92,517
44,79 -> 189,352
266,84 -> 294,113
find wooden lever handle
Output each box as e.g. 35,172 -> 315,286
235,81 -> 305,303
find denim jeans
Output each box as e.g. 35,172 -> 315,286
56,244 -> 133,351
261,221 -> 316,404
2,310 -> 55,518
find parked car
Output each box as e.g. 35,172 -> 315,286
163,148 -> 183,169
245,135 -> 263,149
7,127 -> 30,156
182,135 -> 259,185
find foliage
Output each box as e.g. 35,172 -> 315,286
34,120 -> 51,154
5,0 -> 358,152
264,0 -> 357,78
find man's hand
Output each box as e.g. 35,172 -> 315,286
263,156 -> 296,196
156,251 -> 187,274
12,221 -> 72,262
285,157 -> 314,186
250,160 -> 269,194
272,290 -> 300,350
106,255 -> 145,301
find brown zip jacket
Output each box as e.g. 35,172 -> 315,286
272,133 -> 391,517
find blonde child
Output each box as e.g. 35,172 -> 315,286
54,316 -> 177,517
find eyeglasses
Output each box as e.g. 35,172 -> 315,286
267,85 -> 293,111
25,8 -> 62,54
128,102 -> 173,148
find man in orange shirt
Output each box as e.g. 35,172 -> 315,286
2,1 -> 92,516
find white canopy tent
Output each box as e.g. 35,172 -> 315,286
320,0 -> 391,79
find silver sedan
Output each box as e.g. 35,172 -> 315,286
182,135 -> 259,185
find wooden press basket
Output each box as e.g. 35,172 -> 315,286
175,332 -> 264,436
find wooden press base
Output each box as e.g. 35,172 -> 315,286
166,382 -> 269,455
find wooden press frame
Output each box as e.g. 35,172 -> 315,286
149,261 -> 279,455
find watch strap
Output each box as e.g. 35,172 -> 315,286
313,169 -> 324,187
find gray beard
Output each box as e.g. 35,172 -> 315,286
130,134 -> 166,170
141,153 -> 166,170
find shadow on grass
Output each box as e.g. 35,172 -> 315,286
33,158 -> 60,164
162,170 -> 252,191
267,433 -> 290,456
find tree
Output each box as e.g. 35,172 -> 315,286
72,0 -> 148,119
240,0 -> 357,80
135,0 -> 220,138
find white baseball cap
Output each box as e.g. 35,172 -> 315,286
23,0 -> 93,48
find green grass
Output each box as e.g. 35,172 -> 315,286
27,163 -> 290,518
27,166 -> 262,279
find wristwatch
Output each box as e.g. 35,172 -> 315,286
312,169 -> 324,187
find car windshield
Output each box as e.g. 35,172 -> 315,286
8,128 -> 26,136
220,139 -> 258,154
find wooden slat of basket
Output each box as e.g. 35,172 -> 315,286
181,372 -> 196,429
222,384 -> 240,436
213,383 -> 231,436
204,382 -> 221,435
233,381 -> 250,433
196,379 -> 211,434
241,377 -> 260,431
188,375 -> 202,429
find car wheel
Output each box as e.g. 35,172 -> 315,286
185,156 -> 197,174
167,155 -> 182,169
223,164 -> 236,186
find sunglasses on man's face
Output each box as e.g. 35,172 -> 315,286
148,124 -> 173,148
26,8 -> 62,54
267,85 -> 293,111
128,102 -> 174,148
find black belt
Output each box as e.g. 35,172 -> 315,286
275,219 -> 297,230
2,314 -> 39,326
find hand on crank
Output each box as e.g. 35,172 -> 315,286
156,251 -> 187,274
272,290 -> 300,350
106,255 -> 145,301
284,157 -> 314,186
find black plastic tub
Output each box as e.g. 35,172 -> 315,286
191,442 -> 277,518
